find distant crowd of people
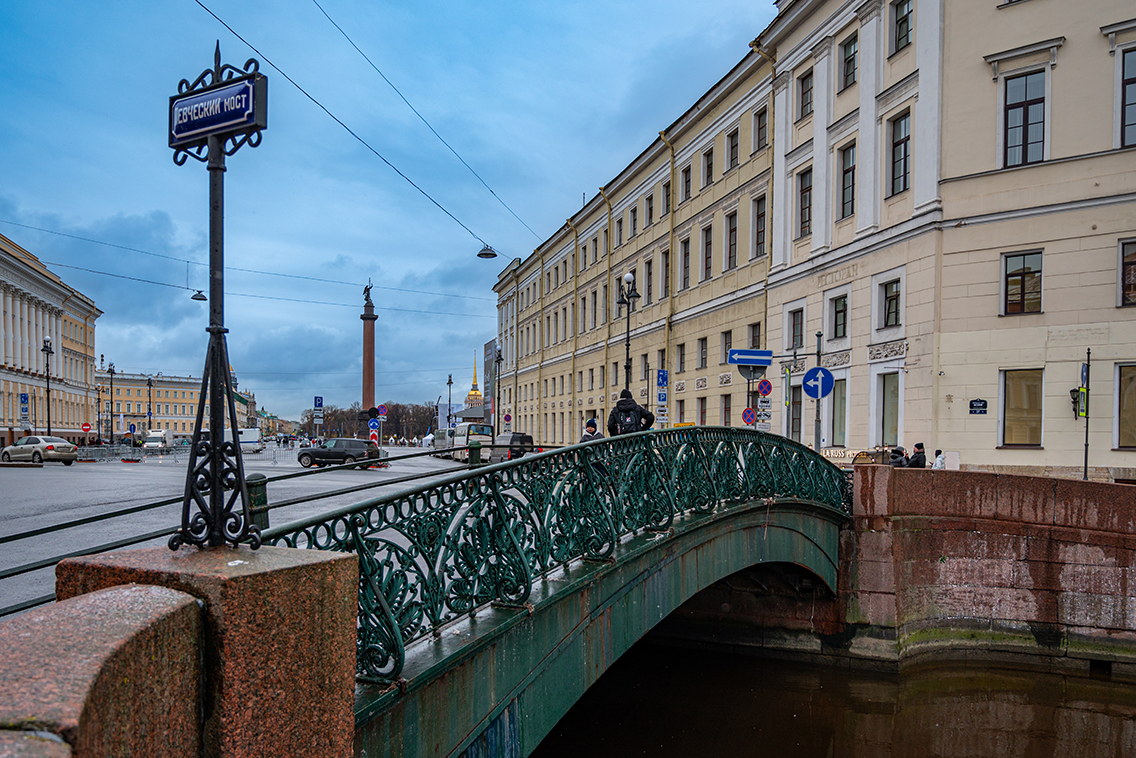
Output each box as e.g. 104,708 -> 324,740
889,442 -> 946,469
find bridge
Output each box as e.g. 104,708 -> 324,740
265,428 -> 851,757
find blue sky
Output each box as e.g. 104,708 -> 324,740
0,0 -> 777,420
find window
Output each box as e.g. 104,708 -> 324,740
697,338 -> 708,369
749,322 -> 761,349
832,294 -> 848,339
641,354 -> 649,381
578,371 -> 584,393
1124,49 -> 1136,148
726,212 -> 737,270
678,343 -> 686,373
790,387 -> 802,442
613,362 -> 620,387
681,167 -> 692,201
592,238 -> 598,264
604,229 -> 609,255
702,226 -> 713,280
882,280 -> 902,327
698,397 -> 707,426
721,331 -> 732,364
616,219 -> 623,246
1122,242 -> 1136,306
645,260 -> 653,304
1004,252 -> 1042,314
890,113 -> 910,195
728,130 -> 740,169
753,196 -> 766,258
790,309 -> 804,349
799,169 -> 813,237
662,182 -> 671,214
630,208 -> 638,237
591,291 -> 597,328
755,109 -> 768,149
1005,71 -> 1045,167
677,399 -> 686,424
721,395 -> 732,426
840,143 -> 856,219
681,239 -> 691,289
703,149 -> 714,186
841,34 -> 858,89
1119,365 -> 1136,447
580,297 -> 587,332
554,268 -> 559,288
603,285 -> 608,322
799,70 -> 814,119
646,195 -> 654,226
1003,369 -> 1043,446
880,373 -> 899,446
588,368 -> 594,390
893,0 -> 912,53
662,250 -> 670,296
600,366 -> 605,388
830,378 -> 847,447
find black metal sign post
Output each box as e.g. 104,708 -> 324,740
168,44 -> 267,550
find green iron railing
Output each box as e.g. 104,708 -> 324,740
263,427 -> 851,683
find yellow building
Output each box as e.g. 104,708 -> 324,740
1,232 -> 101,446
94,368 -> 201,442
497,0 -> 1136,478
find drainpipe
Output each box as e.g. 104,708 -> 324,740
599,186 -> 615,412
750,39 -> 776,358
658,130 -> 677,427
566,218 -> 580,432
537,247 -> 545,445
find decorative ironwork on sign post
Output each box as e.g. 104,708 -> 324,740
168,43 -> 267,551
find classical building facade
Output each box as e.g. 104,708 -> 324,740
1,233 -> 101,447
495,52 -> 776,445
496,0 -> 1136,479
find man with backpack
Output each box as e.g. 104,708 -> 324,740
607,388 -> 655,437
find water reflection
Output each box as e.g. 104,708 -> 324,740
532,643 -> 1136,757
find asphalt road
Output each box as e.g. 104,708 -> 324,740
0,445 -> 465,616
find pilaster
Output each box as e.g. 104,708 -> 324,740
811,36 -> 835,255
771,71 -> 793,272
856,0 -> 883,237
913,0 -> 943,216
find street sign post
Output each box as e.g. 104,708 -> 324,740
742,407 -> 756,425
727,349 -> 773,366
802,366 -> 835,399
757,379 -> 772,396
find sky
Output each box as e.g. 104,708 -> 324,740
0,0 -> 778,421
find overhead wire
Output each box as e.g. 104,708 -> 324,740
192,0 -> 492,248
309,0 -> 541,240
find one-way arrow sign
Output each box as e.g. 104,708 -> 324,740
727,349 -> 773,366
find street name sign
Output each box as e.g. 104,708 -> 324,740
727,349 -> 773,366
169,74 -> 267,150
802,366 -> 835,399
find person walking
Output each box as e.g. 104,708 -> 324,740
580,418 -> 604,443
907,442 -> 927,468
607,389 -> 655,436
931,449 -> 946,470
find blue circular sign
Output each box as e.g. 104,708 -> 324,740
368,418 -> 381,430
757,379 -> 773,396
803,367 -> 835,399
377,404 -> 387,416
742,407 -> 756,425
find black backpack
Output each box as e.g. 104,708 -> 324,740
616,408 -> 639,436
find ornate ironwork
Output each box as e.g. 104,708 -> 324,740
265,427 -> 850,683
171,44 -> 264,167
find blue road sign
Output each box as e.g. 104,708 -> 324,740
20,393 -> 28,404
657,369 -> 669,388
756,379 -> 773,396
314,396 -> 323,408
129,423 -> 136,434
377,404 -> 388,416
803,366 -> 835,399
742,407 -> 756,425
169,76 -> 267,149
727,349 -> 773,366
657,391 -> 668,404
368,418 -> 381,430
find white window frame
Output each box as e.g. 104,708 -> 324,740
823,283 -> 852,354
821,366 -> 851,449
890,0 -> 913,56
1117,238 -> 1136,307
869,359 -> 905,449
1114,362 -> 1136,449
1101,21 -> 1136,149
782,296 -> 808,352
722,204 -> 739,272
985,39 -> 1063,169
750,191 -> 768,260
999,249 -> 1044,316
870,265 -> 906,343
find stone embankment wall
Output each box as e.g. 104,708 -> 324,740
653,465 -> 1136,678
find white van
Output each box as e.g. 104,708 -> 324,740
143,429 -> 176,449
450,423 -> 494,462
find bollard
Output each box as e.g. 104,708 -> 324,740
469,441 -> 482,467
247,472 -> 270,530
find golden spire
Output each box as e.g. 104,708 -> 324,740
471,354 -> 479,390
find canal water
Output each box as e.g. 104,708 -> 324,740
531,642 -> 1136,757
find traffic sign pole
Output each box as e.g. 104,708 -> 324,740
815,332 -> 822,451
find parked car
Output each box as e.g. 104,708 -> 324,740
1,436 -> 78,465
297,437 -> 386,468
488,433 -> 534,464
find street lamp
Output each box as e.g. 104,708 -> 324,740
107,362 -> 115,443
446,374 -> 453,429
494,348 -> 503,434
96,384 -> 103,444
477,244 -> 498,259
147,376 -> 154,435
615,271 -> 640,390
41,338 -> 54,436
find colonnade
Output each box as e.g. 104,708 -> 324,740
1,283 -> 65,377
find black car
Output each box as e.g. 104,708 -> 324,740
297,437 -> 385,468
489,433 -> 534,464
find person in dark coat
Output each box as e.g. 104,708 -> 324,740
907,442 -> 927,468
889,446 -> 908,467
607,389 -> 655,436
579,418 -> 604,443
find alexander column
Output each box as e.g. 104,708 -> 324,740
361,281 -> 377,410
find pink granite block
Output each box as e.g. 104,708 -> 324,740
0,584 -> 200,757
994,473 -> 1056,525
56,545 -> 357,758
1054,478 -> 1136,534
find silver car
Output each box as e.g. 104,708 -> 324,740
1,436 -> 79,465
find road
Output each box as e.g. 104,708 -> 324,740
0,445 -> 464,616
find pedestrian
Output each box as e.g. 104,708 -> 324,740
580,417 -> 604,443
607,388 -> 655,436
889,445 -> 907,467
907,442 -> 927,468
932,449 -> 946,470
